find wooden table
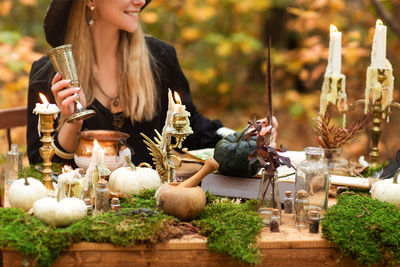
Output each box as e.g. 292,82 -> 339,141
1,163 -> 356,267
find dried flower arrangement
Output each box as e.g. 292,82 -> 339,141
312,112 -> 370,149
246,117 -> 293,208
246,117 -> 292,172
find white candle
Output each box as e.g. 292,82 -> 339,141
173,91 -> 186,113
33,93 -> 60,115
327,24 -> 342,75
168,89 -> 175,111
58,165 -> 82,199
371,19 -> 387,69
167,89 -> 186,113
91,139 -> 105,166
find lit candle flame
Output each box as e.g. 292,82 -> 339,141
376,19 -> 383,26
39,93 -> 49,104
93,139 -> 100,147
173,91 -> 182,104
330,24 -> 338,32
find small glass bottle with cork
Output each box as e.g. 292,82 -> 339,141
309,209 -> 320,233
284,191 -> 293,214
270,209 -> 280,232
295,189 -> 309,229
84,198 -> 93,216
111,197 -> 120,212
95,180 -> 109,213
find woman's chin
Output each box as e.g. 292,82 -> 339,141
121,24 -> 139,34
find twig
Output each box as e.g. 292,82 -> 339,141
355,206 -> 370,218
355,211 -> 365,218
178,222 -> 200,233
362,205 -> 370,215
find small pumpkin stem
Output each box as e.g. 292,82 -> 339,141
125,155 -> 136,170
394,168 -> 400,184
138,162 -> 152,168
24,168 -> 29,186
235,125 -> 250,143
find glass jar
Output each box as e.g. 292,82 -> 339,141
309,209 -> 320,233
324,148 -> 349,176
295,147 -> 330,214
5,144 -> 22,184
284,191 -> 293,214
295,190 -> 309,229
111,197 -> 120,212
257,170 -> 281,226
95,180 -> 109,213
84,198 -> 93,216
270,209 -> 280,232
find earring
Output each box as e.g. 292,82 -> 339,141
88,4 -> 96,26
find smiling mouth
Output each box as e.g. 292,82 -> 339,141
124,11 -> 139,17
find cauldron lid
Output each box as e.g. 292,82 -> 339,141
79,130 -> 129,141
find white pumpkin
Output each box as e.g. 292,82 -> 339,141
370,169 -> 400,208
33,197 -> 87,227
109,157 -> 161,195
8,175 -> 48,211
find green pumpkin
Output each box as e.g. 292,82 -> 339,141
213,127 -> 260,177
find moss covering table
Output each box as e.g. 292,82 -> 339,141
2,191 -> 353,267
1,164 -> 356,267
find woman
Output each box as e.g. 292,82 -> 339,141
27,0 -> 277,166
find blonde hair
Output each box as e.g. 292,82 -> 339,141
64,0 -> 157,124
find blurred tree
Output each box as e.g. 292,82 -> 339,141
1,0 -> 400,161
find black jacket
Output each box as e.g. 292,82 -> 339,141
27,36 -> 223,166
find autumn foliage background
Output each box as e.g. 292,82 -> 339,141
1,0 -> 400,165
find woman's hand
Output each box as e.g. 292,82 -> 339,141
51,72 -> 86,118
258,116 -> 278,147
247,116 -> 278,147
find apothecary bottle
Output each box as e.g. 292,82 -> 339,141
309,209 -> 320,233
295,190 -> 309,229
270,209 -> 280,232
95,180 -> 109,213
257,170 -> 280,226
111,197 -> 120,212
295,147 -> 329,214
284,191 -> 293,214
323,148 -> 349,175
5,144 -> 22,184
84,198 -> 93,216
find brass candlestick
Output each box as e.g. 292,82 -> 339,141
350,69 -> 400,166
38,112 -> 58,191
47,44 -> 96,123
141,109 -> 193,183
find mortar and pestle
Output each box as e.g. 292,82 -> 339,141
155,158 -> 219,220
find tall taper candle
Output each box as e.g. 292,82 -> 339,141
327,25 -> 342,75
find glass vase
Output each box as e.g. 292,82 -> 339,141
295,147 -> 330,215
257,169 -> 281,226
323,148 -> 349,176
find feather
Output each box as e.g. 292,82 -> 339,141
380,149 -> 400,179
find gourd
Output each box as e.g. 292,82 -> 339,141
214,126 -> 260,177
156,158 -> 219,220
33,197 -> 87,227
8,174 -> 48,211
370,168 -> 400,208
109,156 -> 161,194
